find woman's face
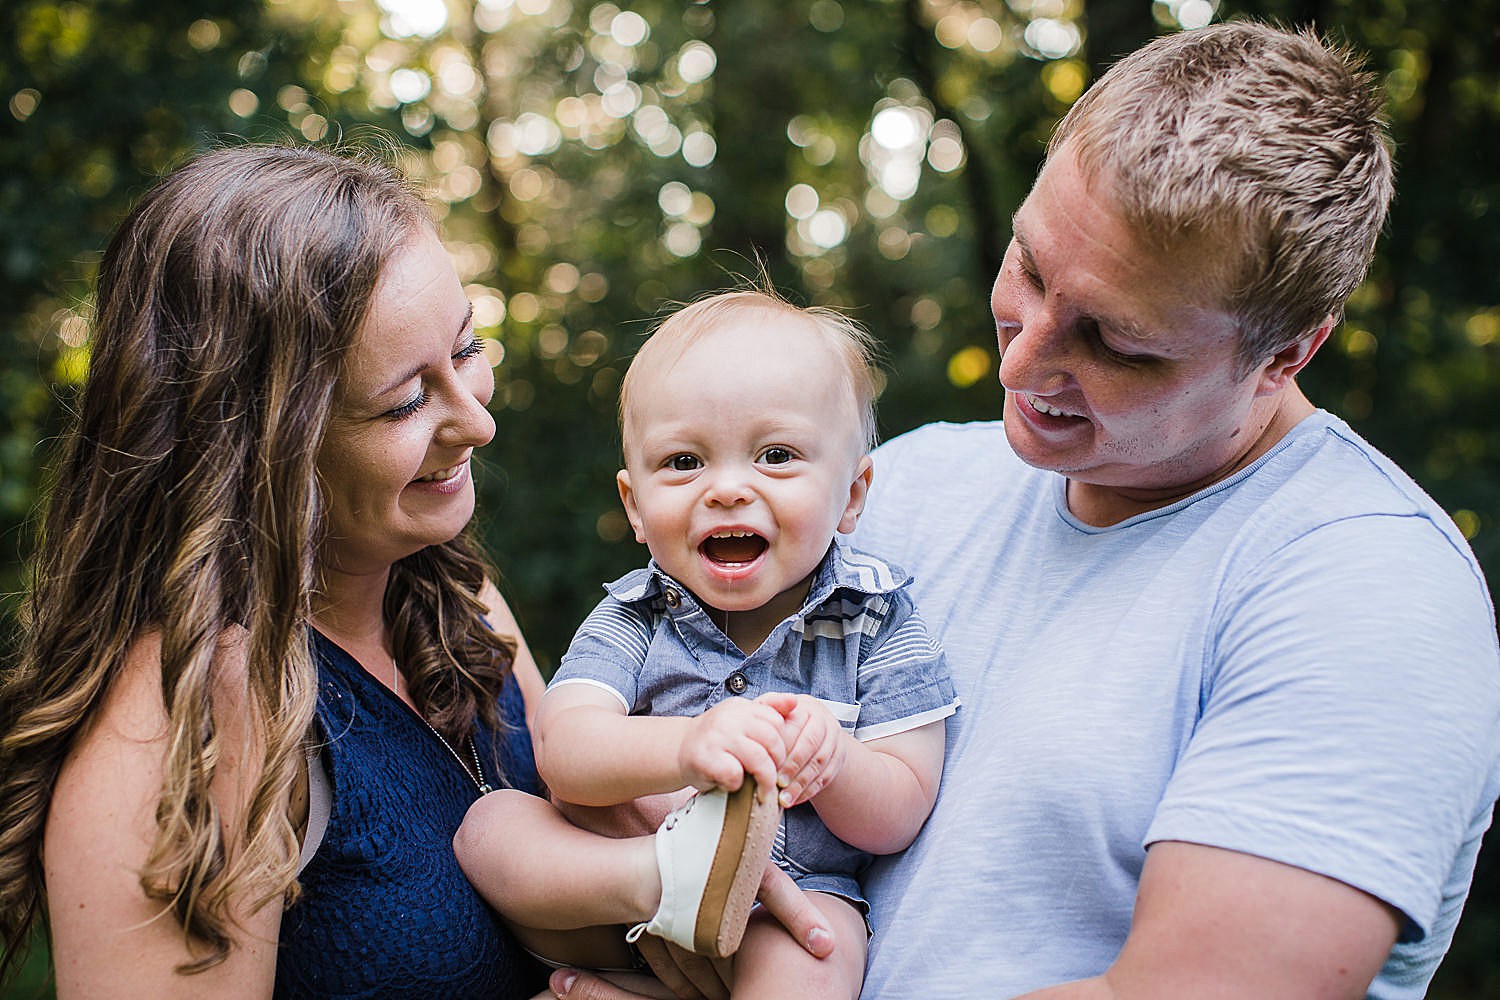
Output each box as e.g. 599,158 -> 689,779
315,227 -> 495,579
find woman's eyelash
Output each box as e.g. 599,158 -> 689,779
388,391 -> 429,420
386,339 -> 479,419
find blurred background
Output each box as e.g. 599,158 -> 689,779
2,0 -> 1497,995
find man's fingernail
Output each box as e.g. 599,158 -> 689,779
551,970 -> 577,996
779,789 -> 793,808
808,927 -> 833,954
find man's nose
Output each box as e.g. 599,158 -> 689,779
998,307 -> 1072,394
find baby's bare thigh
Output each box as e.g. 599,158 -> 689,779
732,892 -> 867,1000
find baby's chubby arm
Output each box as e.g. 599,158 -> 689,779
763,691 -> 945,856
533,683 -> 789,806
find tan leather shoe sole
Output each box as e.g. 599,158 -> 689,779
692,781 -> 781,958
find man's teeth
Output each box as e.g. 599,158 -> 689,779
418,463 -> 462,482
1029,395 -> 1067,417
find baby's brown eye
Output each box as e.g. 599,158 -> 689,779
760,447 -> 793,465
669,454 -> 701,471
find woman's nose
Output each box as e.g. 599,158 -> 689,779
437,366 -> 496,448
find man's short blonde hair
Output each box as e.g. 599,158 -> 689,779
1050,21 -> 1394,372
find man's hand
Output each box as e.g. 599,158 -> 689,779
546,864 -> 834,1000
552,790 -> 692,839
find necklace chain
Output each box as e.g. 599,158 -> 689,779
422,716 -> 493,795
394,652 -> 492,795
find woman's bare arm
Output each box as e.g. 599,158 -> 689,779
45,630 -> 282,999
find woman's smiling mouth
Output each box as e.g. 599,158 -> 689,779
415,462 -> 465,483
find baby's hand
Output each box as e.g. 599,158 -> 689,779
758,693 -> 849,809
679,696 -> 789,796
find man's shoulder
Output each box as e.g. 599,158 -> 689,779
1263,412 -> 1470,547
873,420 -> 1025,486
878,419 -> 1008,455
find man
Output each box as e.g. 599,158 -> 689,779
851,20 -> 1500,999
551,21 -> 1500,1000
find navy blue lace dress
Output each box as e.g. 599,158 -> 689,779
274,630 -> 546,998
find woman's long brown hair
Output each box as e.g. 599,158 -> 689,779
0,143 -> 516,981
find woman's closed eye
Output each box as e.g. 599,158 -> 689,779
387,390 -> 430,421
385,337 -> 483,420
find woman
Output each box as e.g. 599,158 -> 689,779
0,144 -> 549,997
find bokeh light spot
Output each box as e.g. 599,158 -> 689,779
947,345 -> 993,387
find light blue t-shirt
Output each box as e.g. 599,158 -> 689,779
853,413 -> 1500,999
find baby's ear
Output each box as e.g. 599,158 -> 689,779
837,455 -> 875,534
616,469 -> 648,545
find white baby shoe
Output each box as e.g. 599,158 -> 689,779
625,780 -> 781,958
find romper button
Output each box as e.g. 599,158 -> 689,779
664,588 -> 681,608
726,671 -> 749,695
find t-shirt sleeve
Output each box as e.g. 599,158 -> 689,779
548,595 -> 654,713
852,586 -> 960,741
1147,513 -> 1500,941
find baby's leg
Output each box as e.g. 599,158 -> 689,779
731,891 -> 867,1000
454,788 -> 659,967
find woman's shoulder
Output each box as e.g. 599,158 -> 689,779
61,625 -> 257,794
477,579 -> 546,726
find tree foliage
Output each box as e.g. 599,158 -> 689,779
2,0 -> 1498,994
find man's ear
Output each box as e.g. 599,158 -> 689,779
837,455 -> 875,535
1255,315 -> 1335,396
616,469 -> 648,544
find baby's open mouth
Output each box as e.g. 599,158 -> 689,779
700,531 -> 768,565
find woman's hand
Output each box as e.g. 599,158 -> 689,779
537,970 -> 681,1000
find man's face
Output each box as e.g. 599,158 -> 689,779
992,143 -> 1280,516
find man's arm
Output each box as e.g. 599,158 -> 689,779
1019,841 -> 1400,1000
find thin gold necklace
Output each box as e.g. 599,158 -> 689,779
394,653 -> 492,795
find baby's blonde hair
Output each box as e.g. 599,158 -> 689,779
619,285 -> 881,456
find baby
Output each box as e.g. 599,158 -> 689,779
457,287 -> 957,997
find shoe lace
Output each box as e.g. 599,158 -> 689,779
663,794 -> 698,831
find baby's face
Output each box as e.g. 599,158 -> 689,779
617,312 -> 871,637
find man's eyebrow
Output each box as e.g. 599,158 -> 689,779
1011,217 -> 1034,264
